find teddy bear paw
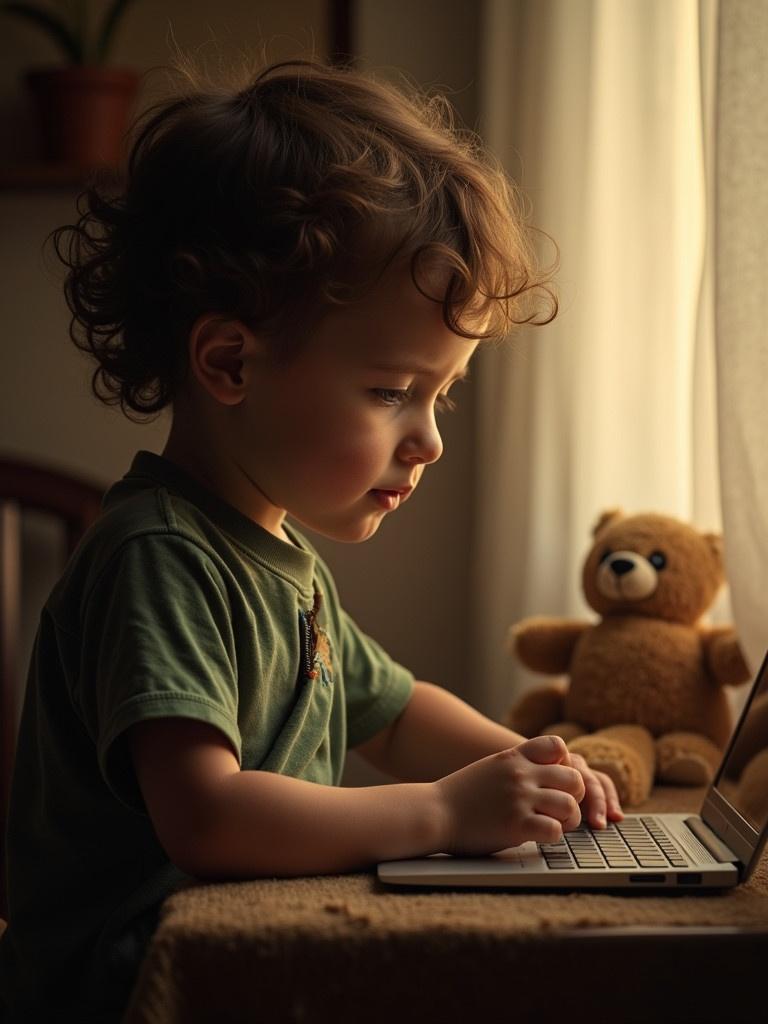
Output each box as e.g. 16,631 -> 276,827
657,754 -> 712,787
582,755 -> 637,807
569,729 -> 654,806
655,733 -> 721,787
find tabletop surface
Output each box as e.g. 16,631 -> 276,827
125,786 -> 768,1024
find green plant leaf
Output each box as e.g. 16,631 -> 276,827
1,1 -> 83,63
95,0 -> 138,62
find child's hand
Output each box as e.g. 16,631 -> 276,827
434,735 -> 587,855
564,750 -> 624,829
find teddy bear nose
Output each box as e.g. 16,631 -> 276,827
609,558 -> 635,576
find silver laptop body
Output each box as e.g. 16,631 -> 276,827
378,650 -> 768,891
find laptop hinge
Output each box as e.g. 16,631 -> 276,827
685,816 -> 737,863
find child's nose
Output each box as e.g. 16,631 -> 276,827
398,416 -> 443,465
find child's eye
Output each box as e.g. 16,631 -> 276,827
370,387 -> 457,412
372,387 -> 411,405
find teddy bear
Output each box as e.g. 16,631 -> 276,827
506,509 -> 752,805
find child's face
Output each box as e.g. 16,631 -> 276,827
231,261 -> 478,543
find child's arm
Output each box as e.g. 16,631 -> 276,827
355,681 -> 527,778
355,682 -> 623,827
129,718 -> 583,878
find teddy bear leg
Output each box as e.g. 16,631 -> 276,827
655,732 -> 722,787
544,722 -> 587,744
569,725 -> 656,807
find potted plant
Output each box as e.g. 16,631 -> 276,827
1,1 -> 140,168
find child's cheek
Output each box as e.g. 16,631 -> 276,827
311,433 -> 387,488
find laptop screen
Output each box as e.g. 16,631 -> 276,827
714,651 -> 768,832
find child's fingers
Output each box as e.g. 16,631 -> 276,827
524,812 -> 566,845
564,751 -> 605,826
534,790 -> 582,833
595,769 -> 624,821
515,734 -> 569,765
535,763 -> 585,801
566,752 -> 624,827
564,751 -> 603,816
579,769 -> 608,828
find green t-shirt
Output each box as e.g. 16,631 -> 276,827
0,451 -> 414,1021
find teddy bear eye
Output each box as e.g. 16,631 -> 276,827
649,551 -> 667,570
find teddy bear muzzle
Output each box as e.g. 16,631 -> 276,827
596,550 -> 658,601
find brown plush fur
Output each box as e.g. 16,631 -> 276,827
506,510 -> 751,805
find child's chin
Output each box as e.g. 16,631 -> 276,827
331,520 -> 384,544
300,513 -> 385,544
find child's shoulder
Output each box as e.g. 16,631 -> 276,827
49,457 -> 223,610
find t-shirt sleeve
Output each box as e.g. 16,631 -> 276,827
337,608 -> 414,749
78,531 -> 242,809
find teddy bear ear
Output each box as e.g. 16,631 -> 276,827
591,508 -> 623,537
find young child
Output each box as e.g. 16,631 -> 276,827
0,59 -> 622,1022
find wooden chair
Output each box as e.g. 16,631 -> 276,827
0,456 -> 104,920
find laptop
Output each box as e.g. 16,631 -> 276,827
378,649 -> 768,891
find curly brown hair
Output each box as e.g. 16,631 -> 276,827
52,58 -> 557,419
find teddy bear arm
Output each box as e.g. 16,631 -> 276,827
510,617 -> 591,674
543,721 -> 587,743
701,627 -> 752,687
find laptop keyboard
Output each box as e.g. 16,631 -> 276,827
540,816 -> 690,869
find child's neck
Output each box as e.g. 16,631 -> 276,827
161,416 -> 293,545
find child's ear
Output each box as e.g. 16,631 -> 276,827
188,314 -> 261,406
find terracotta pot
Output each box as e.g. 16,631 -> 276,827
26,66 -> 140,168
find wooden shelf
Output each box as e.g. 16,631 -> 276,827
0,162 -> 121,190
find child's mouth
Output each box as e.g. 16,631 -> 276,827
369,487 -> 411,511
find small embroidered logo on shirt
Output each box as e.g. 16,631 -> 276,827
299,590 -> 333,685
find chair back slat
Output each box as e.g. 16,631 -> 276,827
1,501 -> 21,835
0,458 -> 104,921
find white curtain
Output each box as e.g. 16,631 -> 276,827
715,0 -> 768,673
471,0 -> 737,721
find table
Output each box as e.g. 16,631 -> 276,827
124,787 -> 768,1024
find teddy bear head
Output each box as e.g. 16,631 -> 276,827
581,509 -> 724,624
